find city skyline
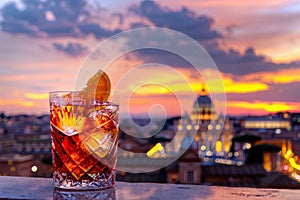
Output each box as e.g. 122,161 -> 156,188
0,0 -> 300,116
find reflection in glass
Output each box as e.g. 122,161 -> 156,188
53,187 -> 116,200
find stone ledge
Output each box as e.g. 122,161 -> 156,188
0,176 -> 299,200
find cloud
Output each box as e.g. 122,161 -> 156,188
227,100 -> 300,114
1,0 -> 298,73
126,1 -> 300,76
243,68 -> 300,84
0,0 -> 119,38
1,0 -> 297,75
223,68 -> 300,104
208,46 -> 300,75
52,42 -> 87,56
221,76 -> 268,93
25,93 -> 49,100
0,99 -> 34,107
129,0 -> 221,41
187,69 -> 269,94
78,22 -> 121,39
227,82 -> 300,103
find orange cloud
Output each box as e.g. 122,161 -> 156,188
272,47 -> 300,63
227,101 -> 300,114
219,77 -> 268,93
190,69 -> 269,94
0,99 -> 35,107
117,67 -> 270,97
25,93 -> 49,100
127,94 -> 183,117
243,68 -> 300,84
132,84 -> 174,96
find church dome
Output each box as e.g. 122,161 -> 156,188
191,86 -> 215,121
193,95 -> 213,109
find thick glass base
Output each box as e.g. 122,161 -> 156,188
53,187 -> 116,200
53,170 -> 116,190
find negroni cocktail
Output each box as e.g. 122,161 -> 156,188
50,70 -> 118,190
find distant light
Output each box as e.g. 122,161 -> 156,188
121,171 -> 126,176
284,150 -> 294,159
237,161 -> 243,166
178,125 -> 183,131
215,124 -> 221,130
226,160 -> 232,165
242,143 -> 251,150
31,165 -> 38,173
217,152 -> 224,157
215,158 -> 232,165
186,125 -> 192,130
282,164 -> 289,172
194,125 -> 200,131
292,172 -> 300,180
206,151 -> 212,156
194,135 -> 200,142
234,152 -> 239,157
228,152 -> 233,157
7,160 -> 13,165
275,129 -> 281,134
224,123 -> 230,130
207,124 -> 213,130
200,145 -> 206,151
246,143 -> 251,149
215,140 -> 222,153
10,166 -> 16,172
147,143 -> 164,157
288,157 -> 300,171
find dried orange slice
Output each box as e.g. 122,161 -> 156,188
82,69 -> 111,102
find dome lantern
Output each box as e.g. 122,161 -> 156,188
191,84 -> 215,121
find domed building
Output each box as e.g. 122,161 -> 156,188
172,85 -> 232,159
190,87 -> 216,122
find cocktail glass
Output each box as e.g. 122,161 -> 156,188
49,91 -> 119,190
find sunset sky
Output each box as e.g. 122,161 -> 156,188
0,0 -> 300,117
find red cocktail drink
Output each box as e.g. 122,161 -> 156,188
50,91 -> 118,190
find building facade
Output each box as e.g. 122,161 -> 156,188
173,86 -> 233,159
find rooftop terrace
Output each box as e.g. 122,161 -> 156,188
0,176 -> 299,200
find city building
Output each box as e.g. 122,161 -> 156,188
1,92 -> 300,188
0,154 -> 33,177
173,86 -> 233,160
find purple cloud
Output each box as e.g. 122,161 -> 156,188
78,23 -> 121,39
0,0 -> 119,38
1,0 -> 299,75
209,47 -> 300,75
52,42 -> 87,56
127,1 -> 300,75
129,0 -> 221,41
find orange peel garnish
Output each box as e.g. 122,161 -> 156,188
82,69 -> 111,102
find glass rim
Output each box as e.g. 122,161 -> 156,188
49,90 -> 119,95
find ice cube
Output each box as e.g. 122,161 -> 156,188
81,129 -> 117,159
